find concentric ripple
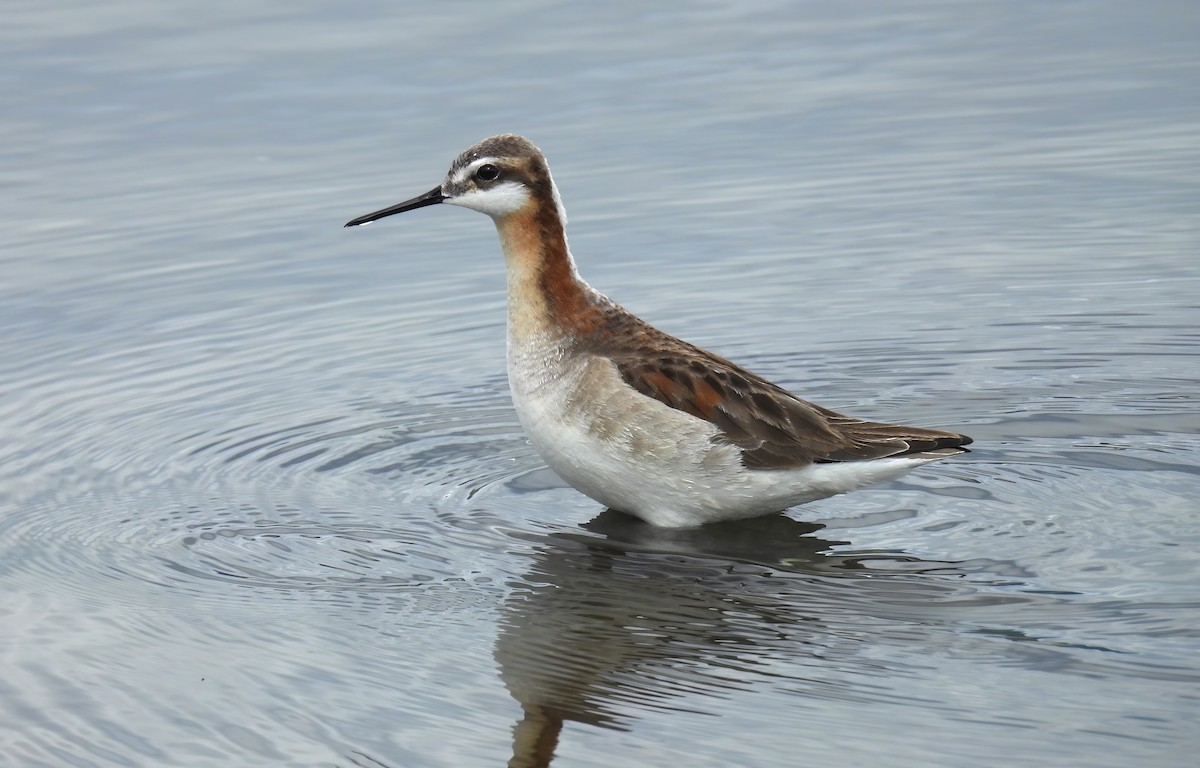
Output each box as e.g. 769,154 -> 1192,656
0,382 -> 548,609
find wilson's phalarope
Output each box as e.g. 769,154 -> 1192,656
346,134 -> 972,527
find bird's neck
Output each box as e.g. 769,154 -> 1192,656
495,202 -> 601,344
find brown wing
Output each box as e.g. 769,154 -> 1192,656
610,345 -> 972,470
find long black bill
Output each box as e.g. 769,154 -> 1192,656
344,186 -> 445,228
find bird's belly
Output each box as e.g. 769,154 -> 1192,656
507,349 -> 778,524
507,346 -> 929,526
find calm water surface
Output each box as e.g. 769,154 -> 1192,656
2,1 -> 1198,766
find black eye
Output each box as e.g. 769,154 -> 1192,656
475,163 -> 500,182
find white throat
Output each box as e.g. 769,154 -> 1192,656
446,181 -> 530,218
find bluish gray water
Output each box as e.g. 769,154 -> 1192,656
2,1 -> 1198,766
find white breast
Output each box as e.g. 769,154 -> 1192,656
507,330 -> 721,520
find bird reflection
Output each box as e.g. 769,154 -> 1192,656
498,510 -> 948,767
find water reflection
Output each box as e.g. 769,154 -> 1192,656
497,512 -> 961,767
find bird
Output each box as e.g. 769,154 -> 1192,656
345,134 -> 972,527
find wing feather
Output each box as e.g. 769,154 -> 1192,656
609,342 -> 971,469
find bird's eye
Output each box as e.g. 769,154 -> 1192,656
475,163 -> 500,182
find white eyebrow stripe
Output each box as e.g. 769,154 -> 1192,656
451,156 -> 499,186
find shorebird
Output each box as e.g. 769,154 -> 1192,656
346,134 -> 972,527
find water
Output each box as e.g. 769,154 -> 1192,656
2,1 -> 1198,766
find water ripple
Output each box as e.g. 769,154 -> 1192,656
0,385 -> 539,611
